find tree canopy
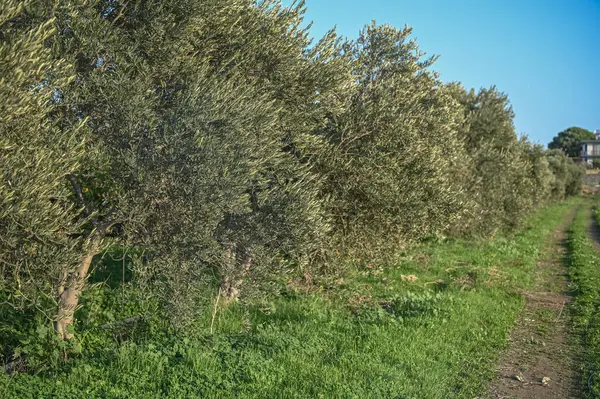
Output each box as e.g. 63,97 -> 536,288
0,0 -> 585,368
548,126 -> 595,157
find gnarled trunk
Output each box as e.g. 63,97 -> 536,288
55,242 -> 99,340
219,244 -> 253,302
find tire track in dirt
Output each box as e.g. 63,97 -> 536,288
484,207 -> 581,399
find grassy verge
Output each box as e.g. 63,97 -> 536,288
0,200 -> 580,399
567,199 -> 600,397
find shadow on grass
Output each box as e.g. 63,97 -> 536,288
89,248 -> 134,288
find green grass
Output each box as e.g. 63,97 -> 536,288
566,199 -> 600,398
0,200 -> 581,398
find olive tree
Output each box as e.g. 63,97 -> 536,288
316,23 -> 470,256
0,0 -> 89,350
43,0 -> 340,331
519,138 -> 553,206
452,86 -> 534,235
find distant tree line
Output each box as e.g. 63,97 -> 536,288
0,0 -> 583,361
548,126 -> 595,158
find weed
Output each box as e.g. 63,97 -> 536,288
0,200 -> 580,398
566,200 -> 600,397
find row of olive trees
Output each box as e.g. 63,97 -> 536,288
0,0 -> 583,352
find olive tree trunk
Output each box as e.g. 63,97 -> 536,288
219,243 -> 253,302
55,241 -> 100,340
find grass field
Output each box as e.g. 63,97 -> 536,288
567,201 -> 600,398
0,199 -> 582,398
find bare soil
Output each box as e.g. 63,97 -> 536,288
484,209 -> 581,399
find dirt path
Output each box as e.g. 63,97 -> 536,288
484,208 -> 581,399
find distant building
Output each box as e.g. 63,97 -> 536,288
581,129 -> 600,164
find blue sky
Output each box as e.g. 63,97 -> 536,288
285,0 -> 599,145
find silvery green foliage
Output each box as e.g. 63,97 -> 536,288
0,1 -> 86,337
0,0 -> 585,341
316,23 -> 470,256
449,86 -> 581,236
519,139 -> 553,206
546,149 -> 584,199
49,0 -> 337,325
452,86 -> 535,235
565,161 -> 584,196
547,149 -> 585,200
